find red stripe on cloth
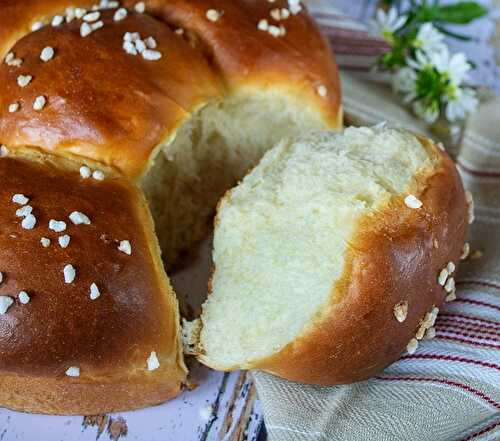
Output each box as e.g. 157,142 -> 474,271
375,376 -> 500,409
320,27 -> 389,46
459,420 -> 500,441
437,318 -> 500,333
457,279 -> 500,292
453,298 -> 500,312
436,335 -> 500,349
439,313 -> 500,327
399,354 -> 500,372
438,327 -> 500,342
457,161 -> 500,178
329,44 -> 384,56
437,322 -> 500,338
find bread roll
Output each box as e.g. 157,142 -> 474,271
196,127 -> 468,385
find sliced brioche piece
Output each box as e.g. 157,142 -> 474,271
196,127 -> 467,385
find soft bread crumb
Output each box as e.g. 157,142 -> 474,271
181,318 -> 201,355
140,91 -> 327,267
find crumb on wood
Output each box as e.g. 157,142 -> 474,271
107,416 -> 128,441
186,378 -> 199,391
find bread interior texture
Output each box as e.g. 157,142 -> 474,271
140,90 -> 326,267
200,127 -> 433,369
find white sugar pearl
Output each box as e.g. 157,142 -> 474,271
58,234 -> 70,248
147,351 -> 160,370
90,283 -> 101,300
49,219 -> 66,232
118,240 -> 132,255
134,2 -> 145,13
65,366 -> 80,377
16,205 -> 33,217
142,50 -> 162,61
404,194 -> 423,209
18,291 -> 30,304
40,237 -> 51,247
69,211 -> 91,225
40,46 -> 55,62
0,296 -> 14,314
114,8 -> 128,21
63,264 -> 76,284
12,194 -> 29,205
80,166 -> 91,178
33,95 -> 47,111
92,170 -> 105,181
21,214 -> 36,229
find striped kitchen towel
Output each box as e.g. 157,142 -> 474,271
252,4 -> 500,441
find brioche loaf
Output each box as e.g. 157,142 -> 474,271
0,0 -> 341,414
196,127 -> 468,385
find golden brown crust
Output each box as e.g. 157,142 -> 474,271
0,7 -> 221,178
0,155 -> 185,412
251,138 -> 467,384
0,372 -> 180,415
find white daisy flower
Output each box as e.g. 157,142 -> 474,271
413,100 -> 439,124
433,51 -> 472,85
406,50 -> 433,71
413,23 -> 446,55
369,8 -> 406,43
393,67 -> 418,103
445,87 -> 478,122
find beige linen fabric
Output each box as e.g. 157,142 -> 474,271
252,73 -> 500,441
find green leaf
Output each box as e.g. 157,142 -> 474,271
434,2 -> 488,24
434,25 -> 473,41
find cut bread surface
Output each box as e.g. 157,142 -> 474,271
140,91 -> 326,267
199,127 -> 434,369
